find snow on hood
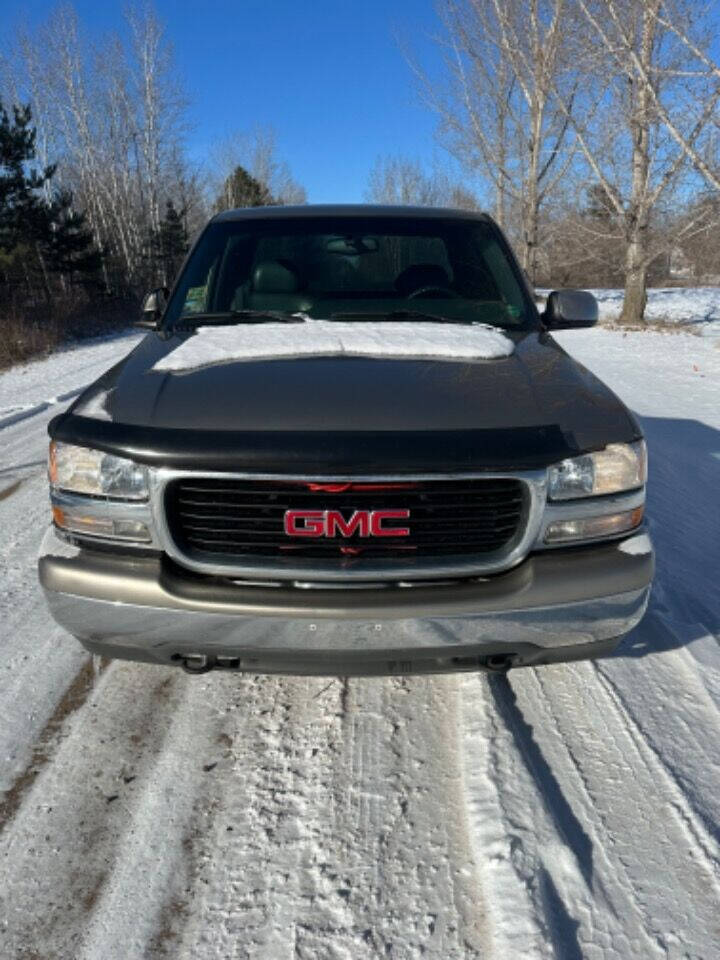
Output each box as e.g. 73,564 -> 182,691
73,387 -> 113,421
152,320 -> 515,373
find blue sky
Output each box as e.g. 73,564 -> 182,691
6,0 -> 452,202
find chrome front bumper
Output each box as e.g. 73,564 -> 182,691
38,527 -> 654,675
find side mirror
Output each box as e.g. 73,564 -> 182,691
136,287 -> 169,330
543,289 -> 598,330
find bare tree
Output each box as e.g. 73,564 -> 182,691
209,127 -> 307,207
619,0 -> 720,193
563,0 -> 720,322
418,0 -> 578,282
365,155 -> 480,209
125,4 -> 188,235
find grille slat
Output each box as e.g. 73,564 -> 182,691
179,528 -> 518,542
165,477 -> 526,565
176,483 -> 520,496
175,495 -> 524,510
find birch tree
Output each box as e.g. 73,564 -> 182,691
422,0 -> 578,282
365,155 -> 479,209
566,0 -> 720,322
619,0 -> 720,193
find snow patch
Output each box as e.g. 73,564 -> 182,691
73,388 -> 113,421
618,533 -> 653,556
152,320 -> 515,373
594,286 -> 720,328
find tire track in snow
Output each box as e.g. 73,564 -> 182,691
0,478 -> 23,501
0,331 -> 139,421
75,674 -> 234,960
0,463 -> 92,794
460,673 -> 555,959
516,666 -> 676,956
592,659 -> 720,880
461,671 -> 655,960
175,674 -> 356,959
0,663 -> 194,959
0,386 -> 86,431
175,675 -> 486,960
0,657 -> 109,834
523,662 -> 720,955
339,676 -> 486,958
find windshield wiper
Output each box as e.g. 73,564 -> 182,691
174,310 -> 309,328
330,310 -> 482,325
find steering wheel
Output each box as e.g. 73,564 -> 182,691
407,285 -> 460,300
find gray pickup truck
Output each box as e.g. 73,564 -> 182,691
38,205 -> 653,675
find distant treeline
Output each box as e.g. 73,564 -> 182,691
2,0 -> 720,368
0,4 -> 306,368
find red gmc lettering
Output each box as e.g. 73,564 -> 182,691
326,510 -> 370,537
284,510 -> 325,537
284,509 -> 410,538
370,510 -> 411,537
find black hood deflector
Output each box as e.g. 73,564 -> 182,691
50,329 -> 641,473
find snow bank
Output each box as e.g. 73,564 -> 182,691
153,320 -> 515,373
593,286 -> 720,334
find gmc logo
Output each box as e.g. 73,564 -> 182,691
284,509 -> 410,538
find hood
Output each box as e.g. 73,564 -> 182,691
54,328 -> 640,473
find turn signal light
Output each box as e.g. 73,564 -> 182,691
52,506 -> 151,543
544,506 -> 644,544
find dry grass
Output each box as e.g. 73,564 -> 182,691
0,297 -> 137,372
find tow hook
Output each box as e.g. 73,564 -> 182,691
484,653 -> 518,673
180,654 -> 216,674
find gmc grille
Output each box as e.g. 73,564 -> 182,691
164,477 -> 526,566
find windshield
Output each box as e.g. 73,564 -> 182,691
163,216 -> 536,330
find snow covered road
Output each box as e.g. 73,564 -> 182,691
0,327 -> 719,959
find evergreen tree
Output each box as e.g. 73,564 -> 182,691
44,189 -> 103,282
215,165 -> 274,212
0,99 -> 102,299
147,199 -> 189,285
0,101 -> 54,253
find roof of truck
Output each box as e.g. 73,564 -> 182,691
212,204 -> 492,222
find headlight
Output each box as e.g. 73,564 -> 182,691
49,441 -> 149,500
548,441 -> 646,500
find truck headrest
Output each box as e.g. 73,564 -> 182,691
252,259 -> 302,293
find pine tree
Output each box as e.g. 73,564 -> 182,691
0,101 -> 54,253
0,100 -> 102,300
215,165 -> 274,212
147,199 -> 189,285
43,190 -> 103,282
